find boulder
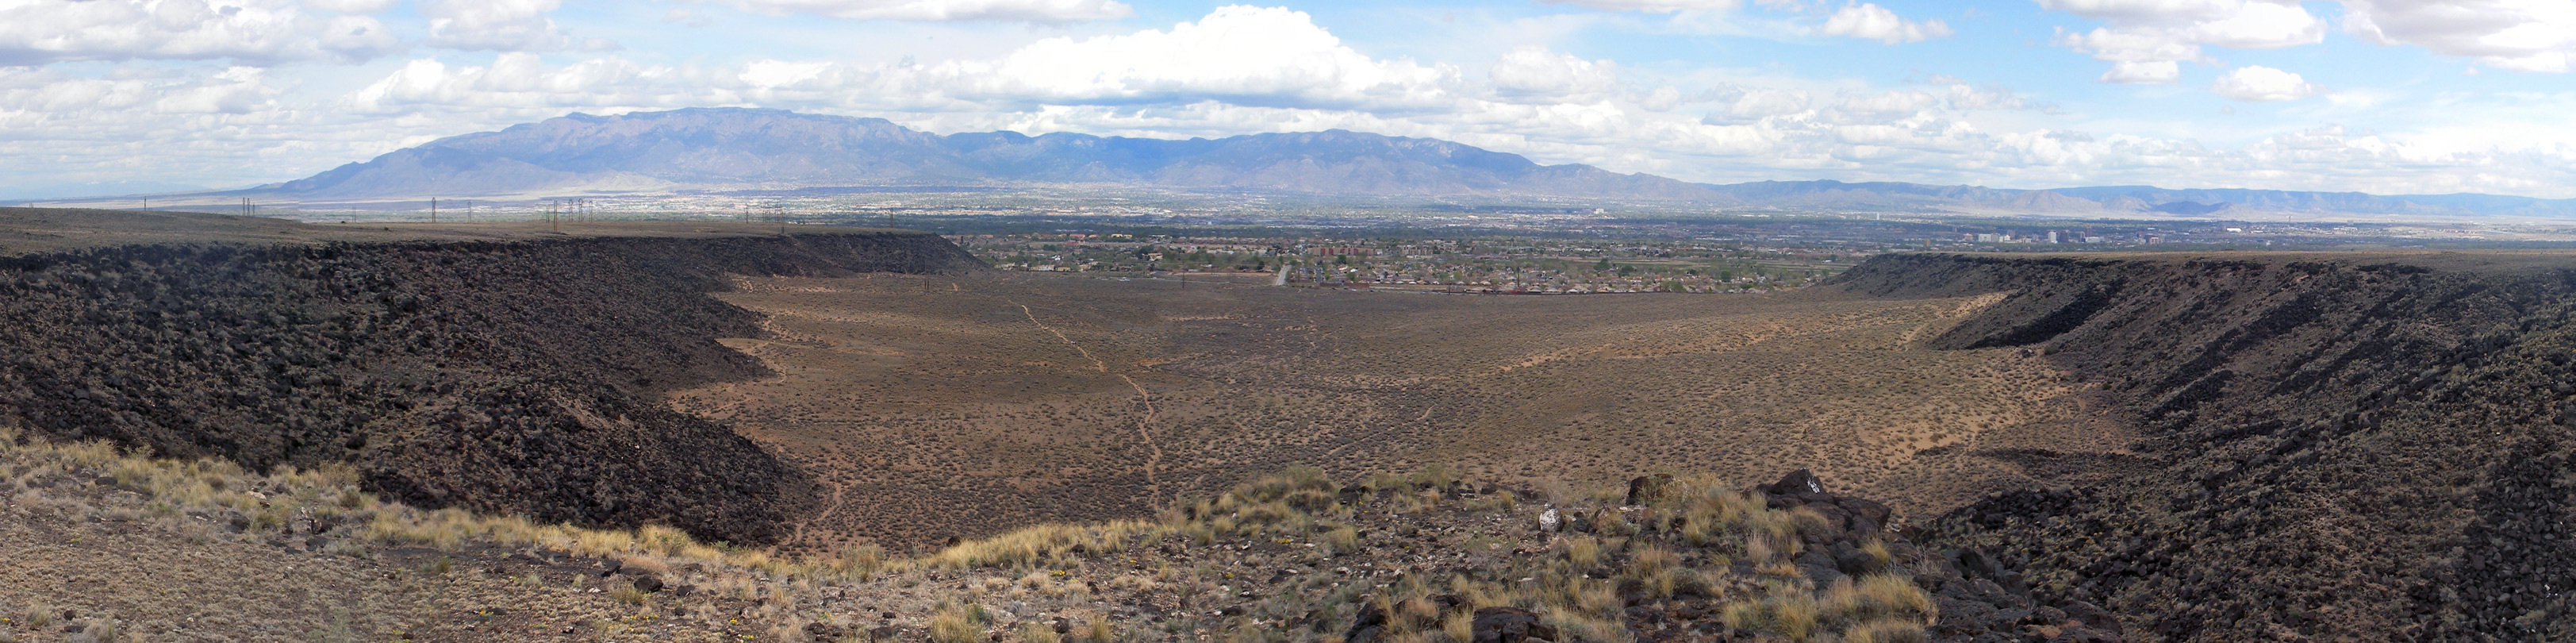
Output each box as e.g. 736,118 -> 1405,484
1764,469 -> 1827,497
1834,545 -> 1883,576
1470,606 -> 1559,643
1345,603 -> 1388,643
1626,474 -> 1674,506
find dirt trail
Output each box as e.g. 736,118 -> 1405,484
1014,302 -> 1166,509
781,482 -> 850,553
1018,303 -> 1111,372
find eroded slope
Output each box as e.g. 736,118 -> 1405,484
1834,252 -> 2576,642
0,219 -> 979,544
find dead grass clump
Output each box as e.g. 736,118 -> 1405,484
1078,619 -> 1115,643
834,543 -> 885,576
1722,587 -> 1822,641
927,600 -> 992,643
1822,574 -> 1937,626
609,583 -> 650,606
923,521 -> 1149,570
1323,526 -> 1362,556
1559,536 -> 1603,568
1845,618 -> 1932,643
1021,621 -> 1063,643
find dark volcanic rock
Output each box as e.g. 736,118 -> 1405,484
1343,603 -> 1388,643
1469,606 -> 1556,643
1832,252 -> 2576,642
1763,468 -> 1826,497
0,230 -> 980,545
1625,474 -> 1672,506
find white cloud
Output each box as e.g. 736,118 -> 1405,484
693,0 -> 1133,21
2100,60 -> 2182,83
304,0 -> 400,12
2341,0 -> 2576,72
1538,0 -> 1745,13
1819,3 -> 1953,44
1724,89 -> 1811,119
2210,64 -> 2324,100
347,6 -> 1466,115
2048,2 -> 2576,75
958,6 -> 1459,109
1641,85 -> 1683,110
1490,45 -> 1620,101
421,0 -> 589,52
347,53 -> 714,113
0,0 -> 400,65
2041,0 -> 2325,83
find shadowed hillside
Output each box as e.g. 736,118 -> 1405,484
0,209 -> 983,545
1831,251 -> 2576,642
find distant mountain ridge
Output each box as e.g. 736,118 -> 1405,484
268,107 -> 1718,202
247,107 -> 2576,218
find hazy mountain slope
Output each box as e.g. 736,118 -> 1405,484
268,108 -> 1718,200
275,110 -> 974,197
240,107 -> 2576,217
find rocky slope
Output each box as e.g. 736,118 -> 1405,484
6,418 -> 2121,643
1829,252 -> 2576,642
0,217 -> 982,545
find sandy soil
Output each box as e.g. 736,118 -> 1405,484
666,273 -> 2132,554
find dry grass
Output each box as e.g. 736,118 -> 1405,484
929,601 -> 987,643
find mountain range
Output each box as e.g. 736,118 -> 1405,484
211,108 -> 2576,218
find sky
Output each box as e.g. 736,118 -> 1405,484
3,0 -> 2575,199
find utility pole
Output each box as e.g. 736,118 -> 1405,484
430,198 -> 438,224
